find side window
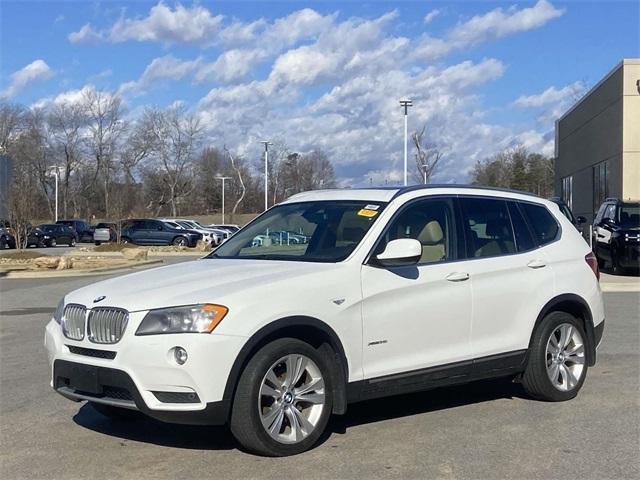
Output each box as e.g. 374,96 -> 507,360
594,203 -> 607,224
520,202 -> 560,246
603,205 -> 616,222
460,197 -> 516,258
379,198 -> 456,264
508,202 -> 536,252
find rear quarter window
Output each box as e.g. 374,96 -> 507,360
519,202 -> 560,246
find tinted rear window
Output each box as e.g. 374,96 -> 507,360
519,203 -> 559,246
508,202 -> 536,252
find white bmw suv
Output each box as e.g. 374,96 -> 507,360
45,186 -> 604,456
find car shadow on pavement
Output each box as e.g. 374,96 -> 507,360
328,377 -> 524,435
73,377 -> 524,451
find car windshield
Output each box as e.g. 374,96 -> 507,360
210,200 -> 386,262
164,221 -> 182,229
617,204 -> 640,227
177,221 -> 195,229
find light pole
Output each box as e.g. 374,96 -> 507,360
260,140 -> 273,211
216,176 -> 231,224
47,166 -> 62,222
399,99 -> 413,186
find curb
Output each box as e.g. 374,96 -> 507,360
0,259 -> 164,279
600,283 -> 640,293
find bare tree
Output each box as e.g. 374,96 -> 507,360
225,146 -> 246,217
48,102 -> 86,217
0,102 -> 24,153
83,89 -> 125,218
412,124 -> 442,184
141,105 -> 203,217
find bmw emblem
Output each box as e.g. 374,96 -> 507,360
93,295 -> 106,303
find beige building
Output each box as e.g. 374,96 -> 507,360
555,59 -> 640,222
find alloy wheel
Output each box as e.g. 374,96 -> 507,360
258,354 -> 325,444
546,323 -> 586,391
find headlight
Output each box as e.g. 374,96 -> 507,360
136,304 -> 228,335
53,298 -> 64,324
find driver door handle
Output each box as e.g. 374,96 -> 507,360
446,272 -> 470,282
527,259 -> 546,269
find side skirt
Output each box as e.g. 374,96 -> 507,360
347,350 -> 527,404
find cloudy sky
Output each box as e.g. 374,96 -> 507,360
1,0 -> 638,186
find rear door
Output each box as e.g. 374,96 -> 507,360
459,196 -> 556,361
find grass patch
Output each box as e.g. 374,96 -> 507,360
93,243 -> 137,252
0,251 -> 49,260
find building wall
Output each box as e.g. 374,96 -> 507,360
622,62 -> 640,201
555,59 -> 640,222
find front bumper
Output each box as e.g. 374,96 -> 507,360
45,317 -> 246,425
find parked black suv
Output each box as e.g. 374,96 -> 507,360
121,219 -> 201,247
56,220 -> 93,242
549,197 -> 586,231
593,198 -> 640,274
27,224 -> 77,247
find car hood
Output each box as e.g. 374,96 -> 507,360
65,258 -> 344,312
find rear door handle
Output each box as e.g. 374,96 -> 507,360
527,259 -> 546,269
446,272 -> 470,282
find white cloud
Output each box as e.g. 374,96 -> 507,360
69,2 -> 223,45
1,59 -> 54,99
512,81 -> 585,108
424,9 -> 441,24
118,55 -> 202,96
449,0 -> 564,45
68,23 -> 103,44
413,0 -> 564,60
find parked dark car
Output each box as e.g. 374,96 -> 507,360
56,219 -> 93,242
0,225 -> 16,249
549,197 -> 586,230
27,224 -> 77,247
121,219 -> 201,247
593,198 -> 640,274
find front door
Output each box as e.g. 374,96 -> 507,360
361,197 -> 473,380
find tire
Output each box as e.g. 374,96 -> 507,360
522,311 -> 588,402
230,338 -> 333,456
172,236 -> 187,247
610,248 -> 625,275
50,238 -> 57,247
121,237 -> 131,244
94,241 -> 101,246
90,402 -> 143,421
69,238 -> 76,247
0,237 -> 6,249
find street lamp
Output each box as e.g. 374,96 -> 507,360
399,99 -> 413,186
216,176 -> 231,224
47,166 -> 62,222
260,140 -> 273,211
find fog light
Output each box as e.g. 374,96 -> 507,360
174,347 -> 188,365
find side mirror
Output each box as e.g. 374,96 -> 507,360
375,238 -> 422,267
576,216 -> 587,225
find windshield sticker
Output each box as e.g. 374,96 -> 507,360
364,204 -> 380,210
358,209 -> 379,218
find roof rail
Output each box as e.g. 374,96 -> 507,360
390,184 -> 542,200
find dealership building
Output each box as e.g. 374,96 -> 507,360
555,59 -> 640,222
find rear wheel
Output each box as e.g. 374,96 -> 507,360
230,338 -> 333,456
94,241 -> 101,246
522,311 -> 588,401
121,237 -> 131,244
69,238 -> 76,247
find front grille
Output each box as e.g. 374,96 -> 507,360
63,304 -> 86,340
67,345 -> 116,360
88,308 -> 129,344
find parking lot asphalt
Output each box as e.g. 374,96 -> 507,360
0,262 -> 638,480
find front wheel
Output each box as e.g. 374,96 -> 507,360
522,311 -> 588,401
230,338 -> 333,456
172,236 -> 187,247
